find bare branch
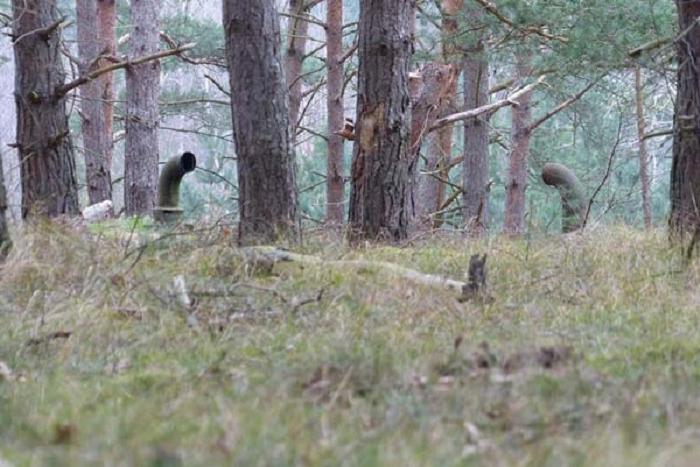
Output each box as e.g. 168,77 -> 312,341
429,76 -> 546,133
472,0 -> 567,43
527,73 -> 605,132
56,43 -> 196,98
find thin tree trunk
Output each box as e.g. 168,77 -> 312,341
634,65 -> 652,229
671,0 -> 700,238
77,0 -> 112,205
462,42 -> 490,236
223,0 -> 298,245
124,0 -> 161,215
503,55 -> 533,235
0,149 -> 10,257
98,0 -> 116,189
286,0 -> 309,142
326,0 -> 345,224
12,0 -> 80,218
348,0 -> 415,242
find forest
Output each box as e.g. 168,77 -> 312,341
1,0 -> 700,465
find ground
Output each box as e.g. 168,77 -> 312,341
2,221 -> 700,466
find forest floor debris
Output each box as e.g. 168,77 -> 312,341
2,221 -> 700,465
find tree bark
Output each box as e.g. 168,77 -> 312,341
634,65 -> 652,229
223,0 -> 298,245
124,0 -> 161,215
0,148 -> 10,257
462,43 -> 490,236
325,0 -> 345,224
348,0 -> 415,242
98,0 -> 116,190
670,0 -> 700,238
285,0 -> 309,142
503,55 -> 533,236
12,0 -> 80,218
77,0 -> 112,205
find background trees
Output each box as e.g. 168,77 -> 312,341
0,0 -> 681,241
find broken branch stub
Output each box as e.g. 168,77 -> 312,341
541,162 -> 586,233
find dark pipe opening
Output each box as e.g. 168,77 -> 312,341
181,152 -> 197,173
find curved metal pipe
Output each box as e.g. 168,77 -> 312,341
154,152 -> 197,223
541,162 -> 586,233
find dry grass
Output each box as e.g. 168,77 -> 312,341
2,221 -> 700,466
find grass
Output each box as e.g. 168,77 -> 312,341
2,221 -> 700,466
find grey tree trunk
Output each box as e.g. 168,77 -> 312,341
12,0 -> 80,218
348,0 -> 415,242
223,0 -> 298,245
503,56 -> 533,236
77,0 -> 112,205
285,0 -> 309,142
462,43 -> 490,236
671,0 -> 700,238
634,65 -> 652,229
325,0 -> 345,224
124,0 -> 161,215
0,150 -> 10,257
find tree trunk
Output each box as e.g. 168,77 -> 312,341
98,0 -> 116,190
223,0 -> 298,245
325,0 -> 345,224
503,56 -> 533,236
77,0 -> 112,205
12,0 -> 80,218
670,0 -> 700,238
462,42 -> 490,236
0,149 -> 10,257
348,0 -> 415,242
285,0 -> 309,142
124,0 -> 161,215
634,65 -> 652,229
416,0 -> 464,229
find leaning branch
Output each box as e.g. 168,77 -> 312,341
55,43 -> 195,98
429,76 -> 545,133
527,73 -> 605,132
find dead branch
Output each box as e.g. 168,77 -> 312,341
55,43 -> 195,98
527,73 -> 605,132
472,0 -> 567,42
583,117 -> 623,228
243,247 -> 468,294
430,76 -> 546,132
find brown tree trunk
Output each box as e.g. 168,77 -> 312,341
12,0 -> 80,218
348,0 -> 415,242
124,0 -> 161,215
634,65 -> 652,229
503,56 -> 533,236
98,0 -> 116,190
223,0 -> 298,245
326,0 -> 345,224
462,42 -> 490,236
670,0 -> 700,238
77,0 -> 112,205
416,0 -> 464,229
285,0 -> 309,142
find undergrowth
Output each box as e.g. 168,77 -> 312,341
2,221 -> 700,466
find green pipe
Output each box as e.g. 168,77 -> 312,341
154,152 -> 197,223
541,162 -> 586,233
